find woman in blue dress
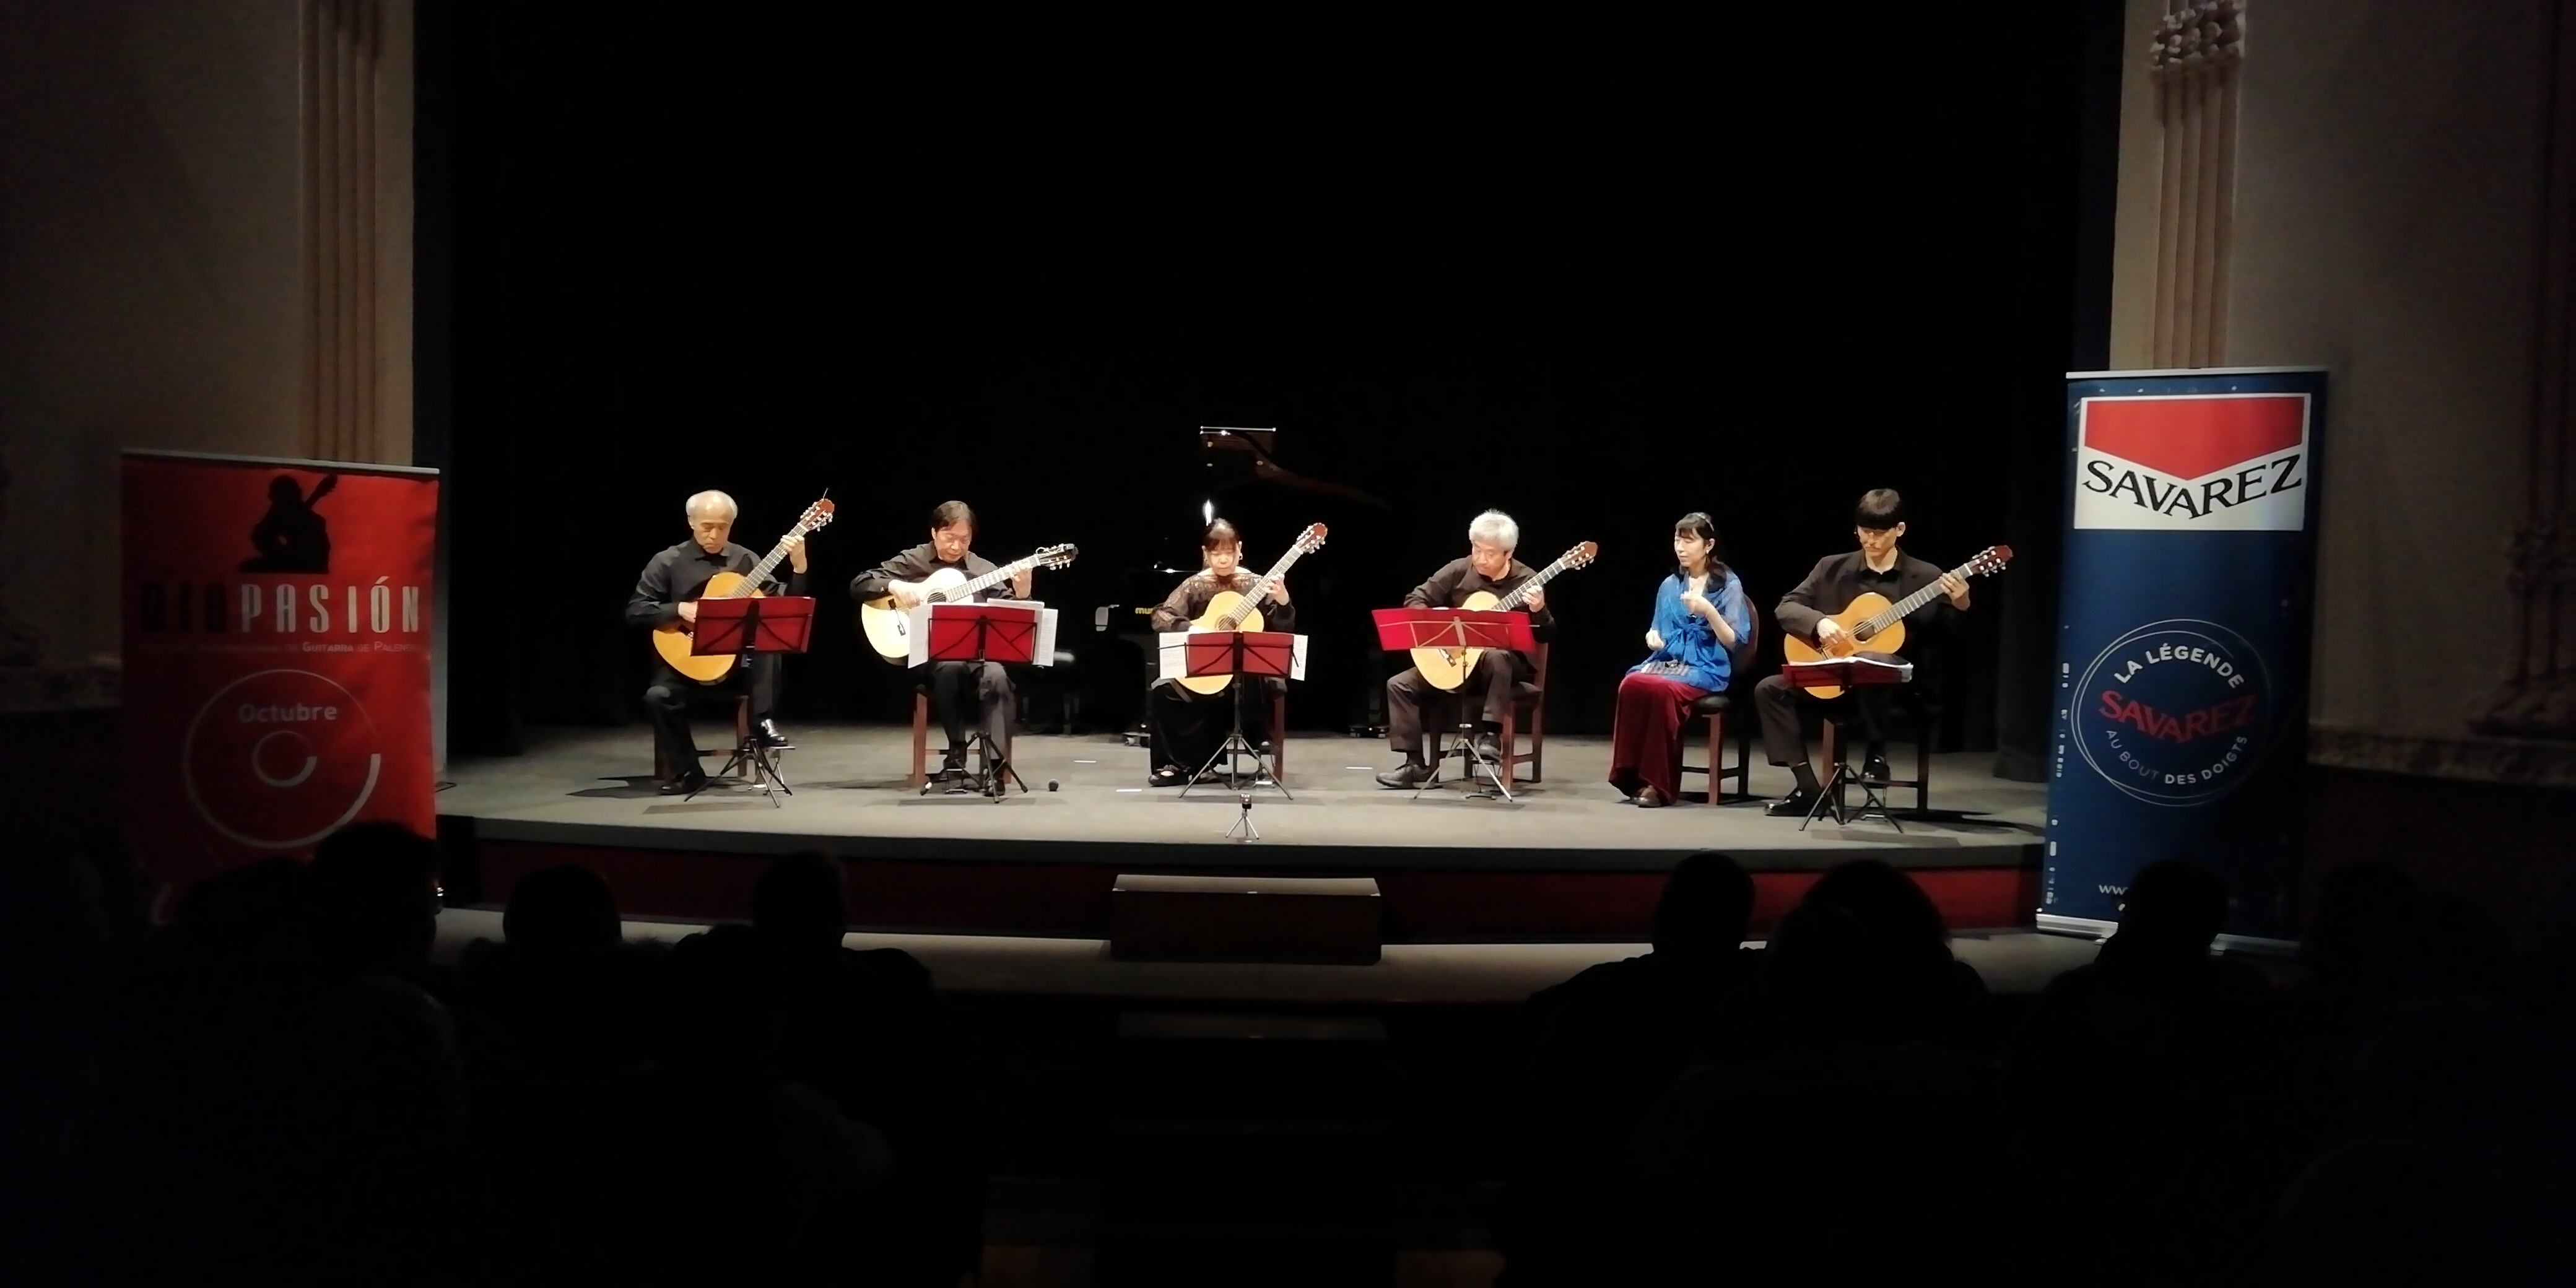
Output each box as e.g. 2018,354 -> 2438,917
1609,512 -> 1752,806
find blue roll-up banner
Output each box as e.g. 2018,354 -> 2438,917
2043,367 -> 2326,942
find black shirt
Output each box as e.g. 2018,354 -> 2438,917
1402,557 -> 1560,642
625,539 -> 807,629
1772,550 -> 1958,656
846,544 -> 1027,603
1149,570 -> 1299,632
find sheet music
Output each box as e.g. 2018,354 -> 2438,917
1154,630 -> 1308,682
1785,654 -> 1913,681
906,602 -> 1056,668
905,606 -> 932,668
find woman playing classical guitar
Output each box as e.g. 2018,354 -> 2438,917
1608,512 -> 1752,807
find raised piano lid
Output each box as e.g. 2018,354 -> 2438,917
1200,427 -> 1391,511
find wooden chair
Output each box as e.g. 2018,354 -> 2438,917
908,691 -> 934,790
1679,689 -> 1756,803
1429,642 -> 1549,785
1680,601 -> 1760,803
654,692 -> 752,783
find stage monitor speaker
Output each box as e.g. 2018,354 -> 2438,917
1110,874 -> 1383,965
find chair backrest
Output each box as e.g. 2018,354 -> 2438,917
1723,575 -> 1760,682
1529,640 -> 1550,690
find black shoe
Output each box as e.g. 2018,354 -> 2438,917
660,768 -> 708,796
1149,765 -> 1186,787
1764,791 -> 1817,817
752,718 -> 794,751
1860,754 -> 1892,785
941,746 -> 968,775
1472,732 -> 1504,762
1376,761 -> 1434,789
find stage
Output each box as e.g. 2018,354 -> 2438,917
437,724 -> 2047,942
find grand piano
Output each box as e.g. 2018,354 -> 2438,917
1090,427 -> 1396,744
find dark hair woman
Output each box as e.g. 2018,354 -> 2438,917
1608,511 -> 1752,806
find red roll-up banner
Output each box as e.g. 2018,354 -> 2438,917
120,451 -> 438,892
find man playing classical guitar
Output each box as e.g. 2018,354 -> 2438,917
848,500 -> 1033,777
1144,518 -> 1297,786
1754,489 -> 1969,816
1375,510 -> 1554,788
628,490 -> 811,794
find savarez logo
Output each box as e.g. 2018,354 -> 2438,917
2075,393 -> 2309,531
2071,619 -> 2272,807
183,669 -> 385,849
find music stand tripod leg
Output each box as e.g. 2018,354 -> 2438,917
1798,762 -> 1847,832
1414,715 -> 1516,804
1181,685 -> 1290,801
750,741 -> 791,804
951,732 -> 1023,799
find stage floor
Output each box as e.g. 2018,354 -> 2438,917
439,724 -> 2043,874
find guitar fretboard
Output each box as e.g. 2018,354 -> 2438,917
928,554 -> 1043,603
1217,544 -> 1315,629
1494,557 -> 1577,611
719,531 -> 807,600
1856,559 -> 1978,636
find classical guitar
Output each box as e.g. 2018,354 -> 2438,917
651,498 -> 836,684
1410,541 -> 1599,692
1175,523 -> 1329,696
859,543 -> 1079,661
1778,544 -> 2013,698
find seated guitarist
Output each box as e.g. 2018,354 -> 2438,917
1144,519 -> 1295,786
1756,489 -> 1969,816
848,500 -> 1032,777
1376,510 -> 1554,788
627,490 -> 810,794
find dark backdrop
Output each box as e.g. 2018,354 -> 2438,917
429,6 -> 2117,760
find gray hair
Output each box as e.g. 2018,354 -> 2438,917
1468,509 -> 1518,552
684,490 -> 739,521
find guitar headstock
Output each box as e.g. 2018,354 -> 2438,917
1292,523 -> 1328,554
795,498 -> 836,533
1033,544 -> 1079,570
1965,544 -> 2013,577
1559,541 -> 1599,570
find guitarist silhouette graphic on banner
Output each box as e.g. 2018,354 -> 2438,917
239,473 -> 338,573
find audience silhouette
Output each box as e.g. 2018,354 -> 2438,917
15,826 -> 2565,1285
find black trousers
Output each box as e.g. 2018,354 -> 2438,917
1753,671 -> 1894,772
1386,652 -> 1525,757
643,653 -> 778,772
1147,677 -> 1279,773
919,659 -> 1013,759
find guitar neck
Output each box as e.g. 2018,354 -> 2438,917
1220,548 -> 1310,627
947,557 -> 1032,600
726,534 -> 804,599
1494,560 -> 1570,611
1860,559 -> 1977,633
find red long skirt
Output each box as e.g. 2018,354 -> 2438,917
1608,671 -> 1709,803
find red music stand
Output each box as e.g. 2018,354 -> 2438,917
1371,607 -> 1535,656
921,603 -> 1041,798
1783,651 -> 1914,831
1372,607 -> 1538,803
687,596 -> 816,804
1169,630 -> 1302,811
